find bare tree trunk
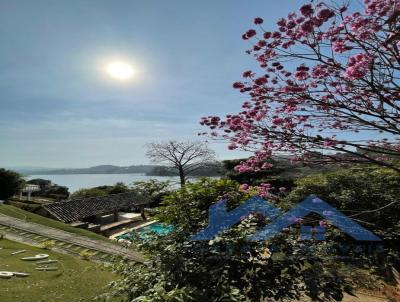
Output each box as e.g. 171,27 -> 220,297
146,141 -> 216,187
140,205 -> 146,220
178,165 -> 185,187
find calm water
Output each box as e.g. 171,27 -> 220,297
117,222 -> 173,240
26,174 -> 182,192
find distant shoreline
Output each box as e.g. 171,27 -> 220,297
25,174 -> 220,192
27,172 -> 149,176
16,163 -> 223,177
25,174 -> 181,192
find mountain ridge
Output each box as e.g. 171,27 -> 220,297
13,165 -> 157,175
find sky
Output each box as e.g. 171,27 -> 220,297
0,0 -> 308,168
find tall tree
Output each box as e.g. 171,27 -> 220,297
146,141 -> 216,186
0,168 -> 24,200
201,0 -> 400,173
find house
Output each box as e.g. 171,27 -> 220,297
42,192 -> 150,234
20,184 -> 41,201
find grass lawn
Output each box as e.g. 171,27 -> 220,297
0,204 -> 110,242
0,239 -> 121,302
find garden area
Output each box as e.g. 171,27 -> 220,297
0,239 -> 118,302
0,0 -> 400,301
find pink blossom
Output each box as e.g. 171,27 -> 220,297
317,9 -> 334,20
254,17 -> 264,25
294,217 -> 304,224
300,20 -> 314,33
319,220 -> 329,227
233,82 -> 245,89
254,77 -> 267,85
295,70 -> 309,80
344,53 -> 372,80
332,40 -> 352,53
272,117 -> 285,125
242,70 -> 253,78
323,139 -> 337,148
200,0 -> 400,174
300,4 -> 313,16
240,184 -> 249,191
245,29 -> 257,38
228,143 -> 238,150
263,32 -> 272,39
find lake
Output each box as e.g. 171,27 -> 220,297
26,174 -> 183,192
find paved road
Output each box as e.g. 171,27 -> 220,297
0,213 -> 144,262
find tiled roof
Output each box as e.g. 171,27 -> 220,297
43,192 -> 150,223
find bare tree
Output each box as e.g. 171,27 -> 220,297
146,141 -> 216,187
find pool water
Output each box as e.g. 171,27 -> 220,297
140,222 -> 173,235
117,222 -> 173,240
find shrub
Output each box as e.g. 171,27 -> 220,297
283,167 -> 400,241
157,178 -> 245,233
70,188 -> 109,199
40,240 -> 55,250
283,167 -> 400,272
70,183 -> 130,199
80,250 -> 95,260
108,182 -> 130,194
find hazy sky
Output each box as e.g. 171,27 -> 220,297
0,0 -> 308,168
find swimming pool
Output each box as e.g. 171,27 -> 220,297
117,222 -> 173,240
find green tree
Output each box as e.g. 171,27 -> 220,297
131,179 -> 171,207
108,182 -> 130,194
0,168 -> 25,200
157,178 -> 243,233
27,178 -> 69,200
283,167 -> 400,243
70,182 -> 130,199
283,167 -> 400,274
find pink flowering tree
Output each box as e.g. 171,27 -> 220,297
201,0 -> 400,174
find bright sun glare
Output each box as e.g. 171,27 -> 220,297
106,61 -> 135,80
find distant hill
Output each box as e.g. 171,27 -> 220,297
146,162 -> 224,177
5,166 -> 56,175
19,165 -> 157,175
13,163 -> 225,176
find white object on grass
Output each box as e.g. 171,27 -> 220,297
0,272 -> 14,279
21,254 -> 49,261
12,272 -> 29,277
35,267 -> 58,271
11,250 -> 26,255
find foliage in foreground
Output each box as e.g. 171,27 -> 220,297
102,179 -> 357,302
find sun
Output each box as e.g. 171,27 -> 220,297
106,61 -> 135,80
